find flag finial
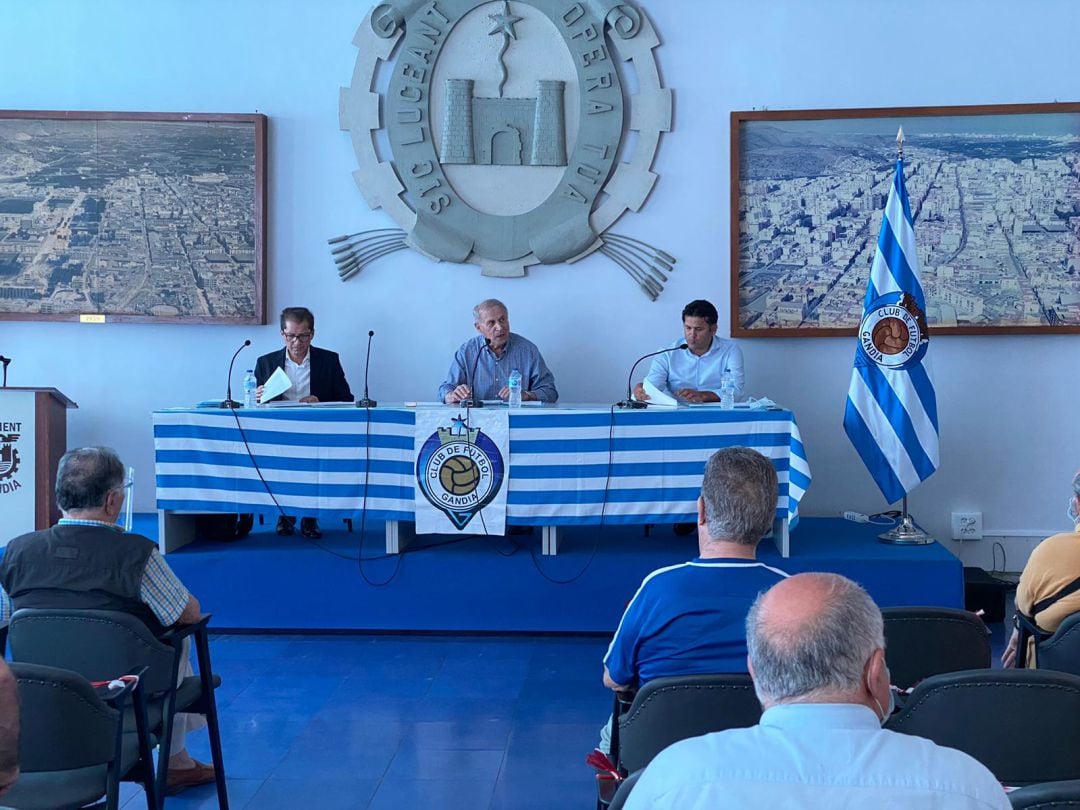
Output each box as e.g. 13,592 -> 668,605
896,126 -> 905,159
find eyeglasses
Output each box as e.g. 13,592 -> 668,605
283,331 -> 313,342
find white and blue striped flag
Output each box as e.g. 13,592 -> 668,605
843,156 -> 939,504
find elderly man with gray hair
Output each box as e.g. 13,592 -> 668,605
625,573 -> 1010,809
597,447 -> 788,753
1003,469 -> 1080,668
0,447 -> 216,793
439,298 -> 558,404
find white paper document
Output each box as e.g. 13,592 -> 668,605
258,367 -> 292,403
637,378 -> 678,407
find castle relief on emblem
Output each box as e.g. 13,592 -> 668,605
333,0 -> 674,298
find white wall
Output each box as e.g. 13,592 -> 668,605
4,0 -> 1078,569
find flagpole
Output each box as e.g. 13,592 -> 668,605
843,123 -> 940,543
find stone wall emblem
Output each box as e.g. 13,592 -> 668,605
334,0 -> 674,298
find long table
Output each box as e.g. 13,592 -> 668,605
152,404 -> 811,555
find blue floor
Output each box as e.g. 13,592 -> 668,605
119,633 -> 611,809
114,616 -> 1013,809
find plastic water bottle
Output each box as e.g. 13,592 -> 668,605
508,369 -> 522,408
242,369 -> 257,408
719,370 -> 735,410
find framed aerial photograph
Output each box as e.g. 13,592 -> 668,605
731,102 -> 1080,337
0,110 -> 266,324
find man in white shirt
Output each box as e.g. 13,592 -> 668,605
634,299 -> 744,404
626,573 -> 1010,810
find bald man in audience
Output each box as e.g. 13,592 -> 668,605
626,573 -> 1010,809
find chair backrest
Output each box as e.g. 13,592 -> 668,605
882,606 -> 991,689
8,662 -> 117,773
608,769 -> 643,810
617,673 -> 761,774
4,662 -> 133,810
886,668 -> 1080,786
1037,612 -> 1080,675
9,609 -> 176,695
1008,779 -> 1080,808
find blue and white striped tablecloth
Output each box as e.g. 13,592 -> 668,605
153,405 -> 811,526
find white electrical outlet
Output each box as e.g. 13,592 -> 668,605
951,511 -> 983,540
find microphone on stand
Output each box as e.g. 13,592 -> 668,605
357,330 -> 377,408
0,355 -> 9,388
616,343 -> 688,409
460,338 -> 490,408
220,340 -> 251,409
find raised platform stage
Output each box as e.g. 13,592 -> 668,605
138,515 -> 963,633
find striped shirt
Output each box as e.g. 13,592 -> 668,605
438,333 -> 558,403
0,519 -> 190,627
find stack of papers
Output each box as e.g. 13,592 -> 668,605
259,367 -> 292,403
635,379 -> 678,407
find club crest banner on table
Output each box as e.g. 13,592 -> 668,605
414,409 -> 509,535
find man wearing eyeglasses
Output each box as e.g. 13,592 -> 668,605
254,307 -> 352,539
254,306 -> 353,405
0,447 -> 217,792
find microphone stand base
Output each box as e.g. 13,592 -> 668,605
219,399 -> 242,409
356,398 -> 378,408
615,400 -> 648,409
461,399 -> 484,408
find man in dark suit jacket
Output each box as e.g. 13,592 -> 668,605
254,307 -> 353,538
254,307 -> 353,405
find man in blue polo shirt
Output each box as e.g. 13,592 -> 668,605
598,446 -> 788,752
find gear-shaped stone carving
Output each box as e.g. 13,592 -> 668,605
337,0 -> 672,289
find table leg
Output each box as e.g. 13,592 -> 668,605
771,516 -> 790,558
158,510 -> 197,555
385,520 -> 414,554
542,525 -> 560,555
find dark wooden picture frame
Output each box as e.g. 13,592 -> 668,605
731,102 -> 1080,337
0,110 -> 267,324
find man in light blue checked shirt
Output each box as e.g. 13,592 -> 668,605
439,298 -> 558,404
0,446 -> 217,792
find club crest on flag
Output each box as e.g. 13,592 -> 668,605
857,291 -> 929,370
416,415 -> 505,530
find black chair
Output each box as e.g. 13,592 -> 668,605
8,609 -> 228,809
1008,779 -> 1080,808
886,668 -> 1080,786
3,662 -> 156,810
1031,611 -> 1080,675
614,673 -> 760,775
881,606 -> 991,689
607,769 -> 643,810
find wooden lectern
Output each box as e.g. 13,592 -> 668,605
0,388 -> 78,540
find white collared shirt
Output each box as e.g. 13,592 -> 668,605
626,703 -> 1010,809
283,351 -> 311,401
645,336 -> 745,399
